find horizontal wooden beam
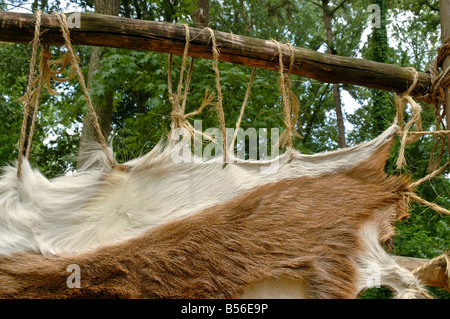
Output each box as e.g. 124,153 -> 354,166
0,11 -> 431,96
394,255 -> 449,291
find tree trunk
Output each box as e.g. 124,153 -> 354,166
31,0 -> 48,12
77,0 -> 120,168
440,0 -> 450,157
321,0 -> 346,148
369,0 -> 390,137
192,0 -> 210,28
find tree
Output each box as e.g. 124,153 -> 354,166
306,0 -> 348,148
440,0 -> 450,155
192,0 -> 210,27
367,0 -> 392,136
77,0 -> 120,168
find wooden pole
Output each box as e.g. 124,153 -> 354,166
394,255 -> 449,291
440,0 -> 450,156
0,11 -> 431,97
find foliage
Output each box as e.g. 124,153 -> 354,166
1,0 -> 449,298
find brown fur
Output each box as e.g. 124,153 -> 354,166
0,140 -> 411,299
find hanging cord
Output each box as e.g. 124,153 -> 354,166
271,40 -> 301,151
409,161 -> 450,188
394,67 -> 423,169
393,61 -> 450,216
18,11 -> 120,176
394,66 -> 450,170
421,37 -> 450,110
17,10 -> 43,178
169,24 -> 192,127
401,191 -> 450,215
205,27 -> 227,161
285,42 -> 302,141
18,45 -> 78,171
24,45 -> 52,160
394,68 -> 450,215
168,25 -> 215,143
416,37 -> 450,172
22,49 -> 77,99
395,38 -> 450,171
54,12 -> 118,169
229,67 -> 257,153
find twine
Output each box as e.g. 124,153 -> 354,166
18,46 -> 79,165
271,40 -> 301,150
22,51 -> 77,99
397,130 -> 450,136
168,25 -> 215,143
419,37 -> 450,171
55,12 -> 118,169
18,11 -> 123,175
394,67 -> 423,169
427,135 -> 447,173
421,37 -> 450,109
416,288 -> 435,299
412,251 -> 450,293
17,10 -> 43,178
169,24 -> 191,121
412,251 -> 450,276
205,27 -> 227,161
394,62 -> 450,218
229,67 -> 257,153
396,38 -> 450,173
24,45 -> 52,159
410,161 -> 450,188
402,191 -> 450,215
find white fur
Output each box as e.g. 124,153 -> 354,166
0,126 -> 399,256
355,222 -> 428,299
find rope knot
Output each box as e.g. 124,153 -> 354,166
271,39 -> 301,150
421,37 -> 450,109
41,50 -> 52,60
171,110 -> 186,122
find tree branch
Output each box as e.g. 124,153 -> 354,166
268,0 -> 290,11
330,0 -> 348,16
305,0 -> 323,10
424,0 -> 439,11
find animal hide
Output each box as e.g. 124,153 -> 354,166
0,126 -> 401,256
0,132 -> 428,299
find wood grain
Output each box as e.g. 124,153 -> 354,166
0,11 -> 432,96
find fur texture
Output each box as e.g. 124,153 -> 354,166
356,223 -> 427,299
0,126 -> 400,256
0,137 -> 428,299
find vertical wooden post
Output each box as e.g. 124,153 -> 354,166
440,0 -> 450,155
